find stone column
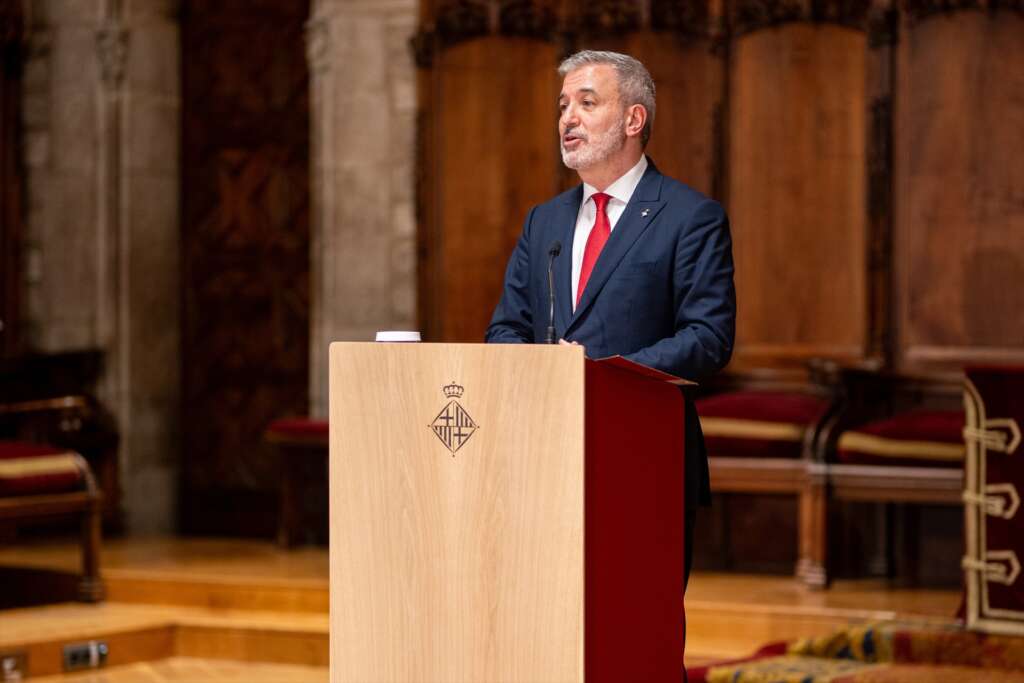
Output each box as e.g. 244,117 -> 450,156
113,0 -> 181,533
307,0 -> 419,417
21,0 -> 181,533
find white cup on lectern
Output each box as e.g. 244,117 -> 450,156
375,330 -> 421,342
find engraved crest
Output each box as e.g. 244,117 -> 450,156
430,382 -> 479,456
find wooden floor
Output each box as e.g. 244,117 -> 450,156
0,537 -> 962,680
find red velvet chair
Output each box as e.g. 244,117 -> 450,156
0,440 -> 104,601
814,369 -> 964,586
695,364 -> 841,586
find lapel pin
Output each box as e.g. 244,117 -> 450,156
641,208 -> 650,218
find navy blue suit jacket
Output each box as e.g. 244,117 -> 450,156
485,158 -> 736,508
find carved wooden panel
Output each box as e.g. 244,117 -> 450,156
0,0 -> 22,358
181,0 -> 310,535
895,12 -> 1024,370
728,24 -> 868,366
420,37 -> 561,342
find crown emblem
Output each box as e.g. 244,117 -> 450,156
443,382 -> 464,399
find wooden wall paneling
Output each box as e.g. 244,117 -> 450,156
727,23 -> 868,367
424,37 -> 561,342
894,10 -> 1024,371
572,29 -> 723,199
180,0 -> 311,535
0,0 -> 22,358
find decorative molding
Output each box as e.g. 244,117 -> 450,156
731,0 -> 805,34
436,0 -> 491,41
731,0 -> 871,36
650,0 -> 712,38
412,0 -> 490,68
499,0 -> 557,40
412,1 -> 561,67
903,0 -> 1023,23
575,0 -> 642,36
305,16 -> 331,74
96,21 -> 129,90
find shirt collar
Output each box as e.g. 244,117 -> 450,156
581,155 -> 648,207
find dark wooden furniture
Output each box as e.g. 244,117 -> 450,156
0,351 -> 122,529
695,363 -> 842,587
811,367 -> 964,586
264,417 -> 328,548
0,441 -> 104,602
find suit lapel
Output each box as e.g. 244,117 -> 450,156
567,161 -> 666,333
552,186 -> 581,333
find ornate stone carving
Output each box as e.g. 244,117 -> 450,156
499,0 -> 557,40
96,21 -> 129,89
731,0 -> 871,35
305,17 -> 330,74
650,0 -> 712,38
576,0 -> 642,36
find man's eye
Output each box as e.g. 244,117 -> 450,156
583,100 -> 594,107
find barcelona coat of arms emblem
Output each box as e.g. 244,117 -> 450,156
429,382 -> 479,456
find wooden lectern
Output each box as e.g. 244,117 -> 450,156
329,342 -> 687,682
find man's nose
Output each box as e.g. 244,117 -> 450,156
560,104 -> 579,128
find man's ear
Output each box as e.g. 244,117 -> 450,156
625,104 -> 647,139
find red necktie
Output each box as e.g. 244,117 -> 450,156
576,192 -> 611,308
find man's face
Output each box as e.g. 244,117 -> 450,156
558,64 -> 628,171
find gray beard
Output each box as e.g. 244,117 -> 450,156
560,118 -> 627,170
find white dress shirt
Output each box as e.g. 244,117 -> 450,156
570,156 -> 649,309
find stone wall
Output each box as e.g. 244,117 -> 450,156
18,0 -> 420,528
307,0 -> 418,416
21,0 -> 180,533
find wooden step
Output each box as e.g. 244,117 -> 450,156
0,603 -> 328,677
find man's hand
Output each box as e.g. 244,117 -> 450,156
559,339 -> 584,351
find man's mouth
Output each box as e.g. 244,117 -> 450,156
562,132 -> 585,149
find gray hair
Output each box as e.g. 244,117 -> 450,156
558,50 -> 656,147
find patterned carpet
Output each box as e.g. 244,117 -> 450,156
690,622 -> 1024,682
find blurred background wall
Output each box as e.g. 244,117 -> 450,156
0,0 -> 1021,538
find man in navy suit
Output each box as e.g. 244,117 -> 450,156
485,51 -> 736,584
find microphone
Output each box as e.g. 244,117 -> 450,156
545,241 -> 562,344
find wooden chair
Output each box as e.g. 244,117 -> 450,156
695,362 -> 842,587
810,367 -> 964,586
264,417 -> 329,547
0,440 -> 104,601
0,351 -> 122,529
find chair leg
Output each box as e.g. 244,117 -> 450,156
798,472 -> 828,588
78,501 -> 105,602
278,448 -> 297,548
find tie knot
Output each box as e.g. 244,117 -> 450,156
592,192 -> 610,213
